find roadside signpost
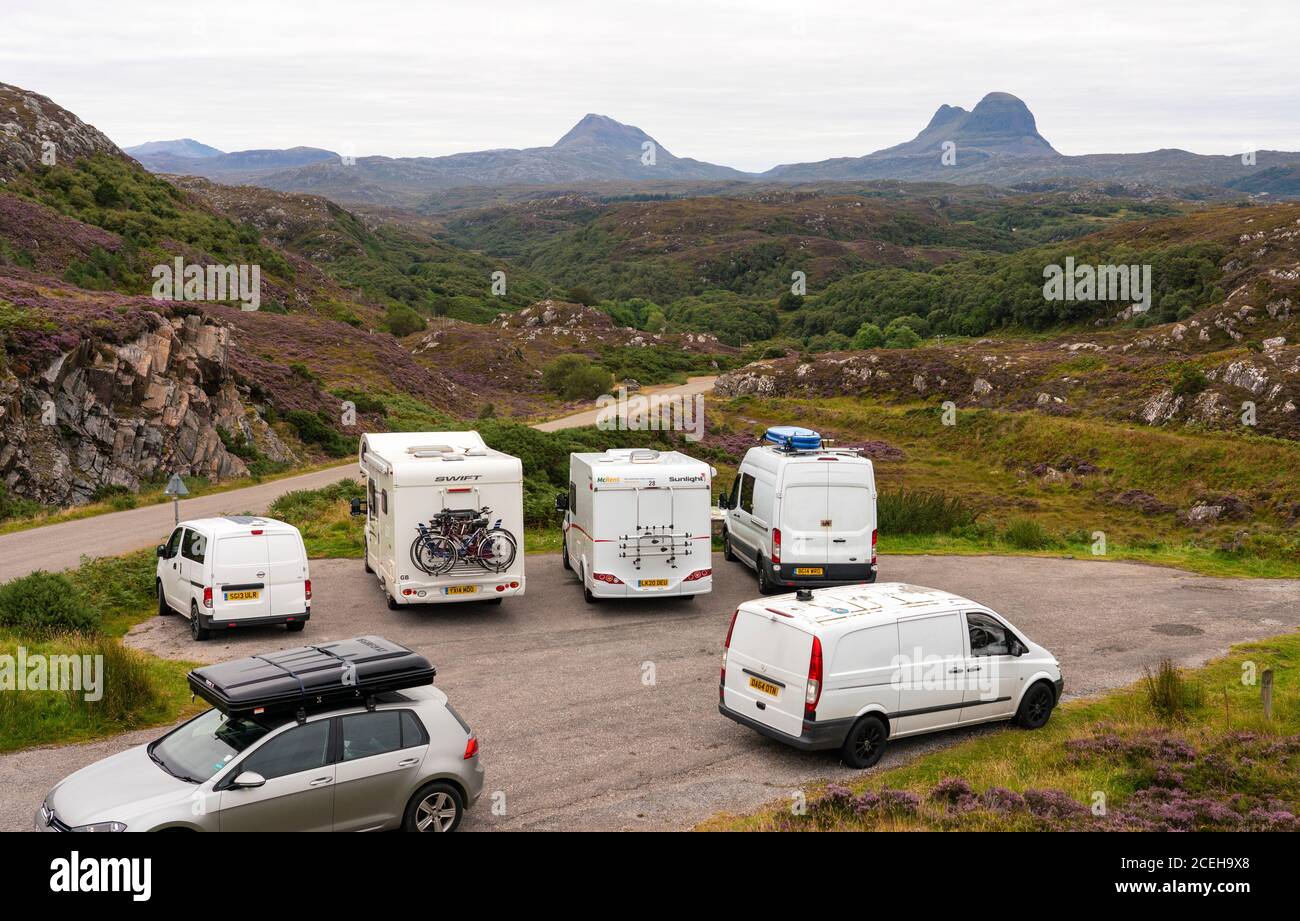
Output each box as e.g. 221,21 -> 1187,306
163,474 -> 189,526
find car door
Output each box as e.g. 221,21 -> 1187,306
893,612 -> 967,735
160,527 -> 185,607
960,611 -> 1020,722
332,710 -> 430,832
218,719 -> 335,832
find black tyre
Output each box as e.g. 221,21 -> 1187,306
485,596 -> 504,606
840,715 -> 888,769
386,594 -> 400,611
364,541 -> 373,574
286,620 -> 305,633
562,540 -> 572,571
757,565 -> 776,595
403,781 -> 464,833
157,582 -> 174,616
189,602 -> 210,641
1016,681 -> 1055,729
722,531 -> 736,562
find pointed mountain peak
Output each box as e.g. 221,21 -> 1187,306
554,113 -> 655,150
924,104 -> 968,131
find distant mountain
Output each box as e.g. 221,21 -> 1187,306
128,145 -> 338,179
129,113 -> 752,205
123,138 -> 223,159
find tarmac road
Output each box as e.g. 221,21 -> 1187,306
4,552 -> 1297,832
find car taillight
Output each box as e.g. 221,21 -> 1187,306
202,586 -> 213,609
871,528 -> 878,565
805,636 -> 823,719
772,528 -> 781,564
721,609 -> 739,689
593,572 -> 624,585
304,579 -> 312,600
684,568 -> 712,582
463,735 -> 479,759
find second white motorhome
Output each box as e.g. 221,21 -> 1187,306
355,431 -> 526,608
557,448 -> 716,602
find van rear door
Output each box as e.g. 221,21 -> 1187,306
780,463 -> 829,568
723,609 -> 814,738
266,533 -> 307,617
826,463 -> 874,567
214,535 -> 273,621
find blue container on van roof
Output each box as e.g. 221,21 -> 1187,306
764,426 -> 822,450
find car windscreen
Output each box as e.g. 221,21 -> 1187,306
150,708 -> 279,783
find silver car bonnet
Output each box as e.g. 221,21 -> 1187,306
48,743 -> 198,829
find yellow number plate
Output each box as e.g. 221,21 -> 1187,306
224,590 -> 260,601
794,567 -> 824,576
444,585 -> 478,596
748,676 -> 780,697
638,579 -> 669,588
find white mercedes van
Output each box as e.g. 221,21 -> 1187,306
721,426 -> 877,594
156,516 -> 311,641
719,582 -> 1063,767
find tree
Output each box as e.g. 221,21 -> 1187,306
541,355 -> 614,401
851,322 -> 884,349
384,305 -> 426,337
884,325 -> 921,349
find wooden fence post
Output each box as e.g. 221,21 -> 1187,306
1261,669 -> 1274,721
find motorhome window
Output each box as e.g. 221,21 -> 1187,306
966,612 -> 1010,657
240,719 -> 332,780
340,711 -> 402,761
739,474 -> 755,513
164,528 -> 183,559
568,482 -> 577,514
181,529 -> 207,564
368,480 -> 377,521
381,489 -> 388,515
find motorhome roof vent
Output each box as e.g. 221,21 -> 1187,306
629,449 -> 660,463
764,426 -> 822,451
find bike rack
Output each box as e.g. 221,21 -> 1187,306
618,525 -> 695,570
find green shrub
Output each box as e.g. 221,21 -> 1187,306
0,484 -> 42,522
1172,365 -> 1209,397
284,410 -> 354,457
851,322 -> 884,349
1000,517 -> 1056,550
0,571 -> 100,637
877,492 -> 976,535
1141,659 -> 1204,723
541,355 -> 614,401
884,325 -> 922,349
384,305 -> 426,337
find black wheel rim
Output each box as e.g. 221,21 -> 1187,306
1027,689 -> 1050,722
855,723 -> 882,760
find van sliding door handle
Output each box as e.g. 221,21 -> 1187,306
948,668 -> 965,674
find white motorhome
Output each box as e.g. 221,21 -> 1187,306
557,448 -> 715,602
719,582 -> 1064,767
356,432 -> 525,608
155,516 -> 310,641
721,426 -> 877,594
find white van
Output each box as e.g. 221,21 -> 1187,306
356,431 -> 525,608
557,448 -> 715,602
156,516 -> 311,642
719,582 -> 1063,767
721,426 -> 877,594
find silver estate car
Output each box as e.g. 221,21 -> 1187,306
36,685 -> 483,832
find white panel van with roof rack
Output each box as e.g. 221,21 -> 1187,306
556,448 -> 716,602
719,582 -> 1063,767
721,426 -> 878,594
156,516 -> 310,642
356,432 -> 525,608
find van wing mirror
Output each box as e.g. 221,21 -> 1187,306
1010,639 -> 1028,657
231,771 -> 265,789
555,493 -> 569,512
156,544 -> 167,558
718,494 -> 731,510
349,497 -> 366,517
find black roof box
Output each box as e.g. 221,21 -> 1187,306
188,636 -> 435,719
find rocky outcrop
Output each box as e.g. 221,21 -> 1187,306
0,310 -> 295,505
0,82 -> 124,180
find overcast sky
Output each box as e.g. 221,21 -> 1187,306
4,0 -> 1298,172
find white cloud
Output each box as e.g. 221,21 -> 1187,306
2,0 -> 1297,172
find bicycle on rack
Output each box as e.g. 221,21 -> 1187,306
410,507 -> 518,576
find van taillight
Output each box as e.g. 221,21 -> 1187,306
251,529 -> 263,535
805,636 -> 823,719
871,528 -> 878,565
721,609 -> 739,688
463,735 -> 479,759
771,528 -> 781,564
684,568 -> 712,582
304,579 -> 312,600
593,572 -> 624,585
202,586 -> 213,609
